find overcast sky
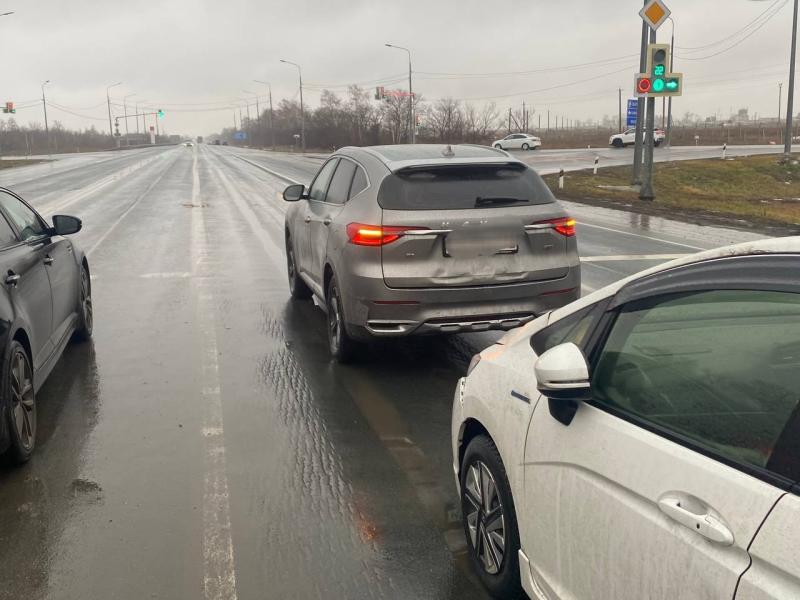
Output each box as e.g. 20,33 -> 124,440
0,0 -> 795,136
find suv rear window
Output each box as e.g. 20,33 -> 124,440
378,163 -> 556,210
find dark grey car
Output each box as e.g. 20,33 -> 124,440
283,144 -> 580,361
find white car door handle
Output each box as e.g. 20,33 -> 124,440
658,494 -> 735,546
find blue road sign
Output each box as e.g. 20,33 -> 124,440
233,131 -> 247,141
626,99 -> 639,128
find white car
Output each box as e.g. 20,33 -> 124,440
452,237 -> 800,599
183,141 -> 194,148
492,133 -> 542,151
609,128 -> 665,148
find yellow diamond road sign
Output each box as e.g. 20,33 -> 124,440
639,0 -> 671,30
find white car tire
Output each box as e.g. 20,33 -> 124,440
493,144 -> 503,150
521,143 -> 530,151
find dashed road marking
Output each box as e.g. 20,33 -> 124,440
581,253 -> 688,262
192,151 -> 239,600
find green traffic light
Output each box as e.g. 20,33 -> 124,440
157,109 -> 164,119
652,78 -> 666,92
666,80 -> 678,90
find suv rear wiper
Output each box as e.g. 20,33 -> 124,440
475,196 -> 530,207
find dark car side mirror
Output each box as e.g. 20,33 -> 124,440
283,184 -> 306,202
52,214 -> 82,236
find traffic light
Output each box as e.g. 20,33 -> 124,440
3,101 -> 15,114
634,44 -> 682,98
157,109 -> 164,119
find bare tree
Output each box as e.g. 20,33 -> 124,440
428,97 -> 464,142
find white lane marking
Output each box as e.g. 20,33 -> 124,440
192,151 -> 239,600
207,160 -> 285,271
581,253 -> 688,262
86,153 -> 178,258
231,154 -> 303,184
578,222 -> 706,250
139,271 -> 192,279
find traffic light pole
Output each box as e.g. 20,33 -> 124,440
640,28 -> 657,200
784,0 -> 798,158
632,2 -> 649,185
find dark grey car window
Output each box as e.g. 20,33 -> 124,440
349,166 -> 368,199
326,159 -> 357,205
591,289 -> 800,480
531,302 -> 605,355
379,164 -> 556,210
0,193 -> 47,241
308,159 -> 338,203
0,213 -> 18,249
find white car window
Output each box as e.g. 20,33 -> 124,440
591,289 -> 800,478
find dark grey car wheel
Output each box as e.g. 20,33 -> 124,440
73,265 -> 93,341
461,435 -> 523,599
326,275 -> 357,363
5,341 -> 36,464
521,143 -> 530,151
612,138 -> 624,148
286,235 -> 312,300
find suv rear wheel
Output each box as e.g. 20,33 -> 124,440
493,144 -> 503,150
327,274 -> 358,363
612,138 -> 624,148
521,143 -> 530,151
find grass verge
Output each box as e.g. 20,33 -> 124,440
0,159 -> 48,170
543,154 -> 800,233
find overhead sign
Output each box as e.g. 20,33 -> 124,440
626,99 -> 639,127
233,131 -> 247,141
639,0 -> 671,31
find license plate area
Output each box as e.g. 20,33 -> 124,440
444,227 -> 518,259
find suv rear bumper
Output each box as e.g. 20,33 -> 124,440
342,266 -> 580,339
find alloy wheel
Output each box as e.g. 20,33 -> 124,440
287,244 -> 297,288
464,460 -> 506,575
328,287 -> 341,355
10,349 -> 35,452
81,268 -> 93,332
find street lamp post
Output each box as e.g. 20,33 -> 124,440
385,43 -> 414,143
280,60 -> 305,152
779,82 -> 784,143
123,93 -> 135,146
41,80 -> 50,151
785,0 -> 798,156
666,17 -> 675,146
243,90 -> 260,145
106,82 -> 122,139
254,80 -> 275,150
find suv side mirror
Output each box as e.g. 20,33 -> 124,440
535,343 -> 591,426
283,184 -> 306,202
52,214 -> 82,236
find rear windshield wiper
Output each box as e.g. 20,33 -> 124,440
475,196 -> 530,207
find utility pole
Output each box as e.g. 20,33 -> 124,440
255,80 -> 275,149
41,80 -> 50,151
106,82 -> 122,139
640,26 -> 657,201
779,82 -> 784,143
522,100 -> 526,132
123,93 -> 135,146
633,0 -> 648,184
280,59 -> 305,152
666,16 -> 675,146
785,0 -> 798,157
386,44 -> 414,143
547,110 -> 550,132
618,88 -> 623,132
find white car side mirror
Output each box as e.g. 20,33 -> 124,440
535,343 -> 591,425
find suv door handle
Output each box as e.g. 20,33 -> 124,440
304,215 -> 311,224
5,273 -> 20,286
658,493 -> 734,546
322,217 -> 332,226
43,255 -> 54,266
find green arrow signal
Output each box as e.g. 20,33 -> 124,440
666,80 -> 678,90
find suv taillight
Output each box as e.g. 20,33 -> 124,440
346,223 -> 427,246
531,217 -> 576,237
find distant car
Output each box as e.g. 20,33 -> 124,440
452,237 -> 800,599
213,140 -> 221,146
610,128 -> 665,148
282,144 -> 580,362
0,188 -> 92,464
492,133 -> 542,151
221,141 -> 229,146
183,141 -> 194,148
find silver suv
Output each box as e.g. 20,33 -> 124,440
283,144 -> 580,361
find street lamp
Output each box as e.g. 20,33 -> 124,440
243,89 -> 260,145
385,43 -> 414,144
0,12 -> 14,17
41,80 -> 50,150
254,80 -> 275,150
123,93 -> 136,145
106,82 -> 122,138
280,59 -> 305,152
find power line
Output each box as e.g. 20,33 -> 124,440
678,0 -> 785,51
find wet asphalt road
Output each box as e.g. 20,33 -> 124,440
0,145 -> 764,600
